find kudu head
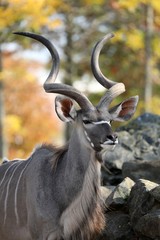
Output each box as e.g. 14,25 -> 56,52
14,32 -> 138,155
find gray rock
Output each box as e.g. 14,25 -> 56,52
106,177 -> 135,208
119,113 -> 160,162
120,112 -> 160,131
122,160 -> 160,183
99,178 -> 160,240
103,143 -> 133,169
135,210 -> 160,239
99,114 -> 160,240
103,113 -> 160,173
128,179 -> 158,225
102,211 -> 133,240
150,185 -> 160,203
100,186 -> 115,201
118,131 -> 136,151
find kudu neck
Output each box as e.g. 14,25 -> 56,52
59,124 -> 102,237
68,122 -> 96,166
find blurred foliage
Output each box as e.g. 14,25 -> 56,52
0,0 -> 160,157
118,0 -> 160,13
0,0 -> 60,41
3,50 -> 61,158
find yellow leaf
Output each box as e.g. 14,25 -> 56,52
82,0 -> 105,5
0,0 -> 59,30
5,115 -> 22,136
151,96 -> 160,114
150,0 -> 160,13
126,30 -> 144,50
4,115 -> 23,148
153,37 -> 160,58
113,29 -> 144,50
118,0 -> 139,11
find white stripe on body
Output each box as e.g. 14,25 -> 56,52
0,162 -> 18,206
14,158 -> 32,225
0,158 -> 32,226
0,162 -> 18,188
3,161 -> 23,225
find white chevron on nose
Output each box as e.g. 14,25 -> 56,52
93,120 -> 110,125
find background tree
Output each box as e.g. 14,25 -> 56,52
35,0 -> 160,136
3,49 -> 61,159
0,0 -> 61,159
115,0 -> 160,112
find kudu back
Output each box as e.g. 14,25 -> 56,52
0,32 -> 138,240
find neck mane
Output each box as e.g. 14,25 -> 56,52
60,150 -> 105,239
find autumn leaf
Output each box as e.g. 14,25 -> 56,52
0,0 -> 61,33
114,29 -> 144,50
117,0 -> 139,11
3,50 -> 61,159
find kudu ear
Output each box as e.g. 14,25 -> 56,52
109,96 -> 139,122
55,96 -> 77,122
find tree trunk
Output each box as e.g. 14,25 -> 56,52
64,12 -> 74,141
0,45 -> 6,159
144,4 -> 154,112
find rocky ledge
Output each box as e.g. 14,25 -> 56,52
100,178 -> 160,240
100,113 -> 160,240
102,113 -> 160,186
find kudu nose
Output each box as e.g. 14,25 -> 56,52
107,133 -> 118,143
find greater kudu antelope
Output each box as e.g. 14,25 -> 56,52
0,32 -> 138,240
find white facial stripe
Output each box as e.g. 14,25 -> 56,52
93,120 -> 110,125
84,130 -> 95,148
103,139 -> 118,145
90,142 -> 95,148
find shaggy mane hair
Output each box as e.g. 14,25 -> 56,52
36,144 -> 105,240
36,143 -> 68,170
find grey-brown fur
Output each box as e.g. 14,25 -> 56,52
0,138 -> 105,240
0,32 -> 138,240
